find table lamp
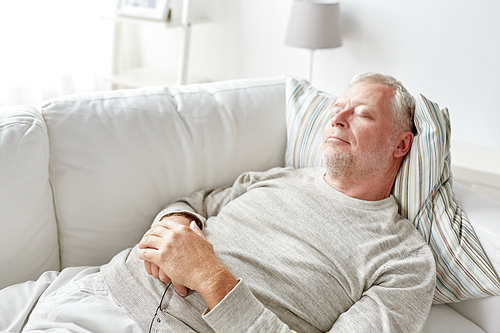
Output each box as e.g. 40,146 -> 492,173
285,0 -> 342,82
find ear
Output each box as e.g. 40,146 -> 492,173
393,131 -> 414,158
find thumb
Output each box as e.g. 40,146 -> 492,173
172,282 -> 189,297
190,220 -> 205,238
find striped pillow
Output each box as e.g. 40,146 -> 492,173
393,94 -> 500,303
285,78 -> 500,303
285,78 -> 334,168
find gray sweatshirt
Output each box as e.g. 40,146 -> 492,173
102,167 -> 435,332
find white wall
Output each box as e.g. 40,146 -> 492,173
173,0 -> 500,175
5,0 -> 495,174
0,0 -> 112,106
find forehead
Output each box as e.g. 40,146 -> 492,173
334,81 -> 394,114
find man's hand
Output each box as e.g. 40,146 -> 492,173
138,219 -> 238,310
142,214 -> 193,296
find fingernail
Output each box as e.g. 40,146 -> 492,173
190,220 -> 197,230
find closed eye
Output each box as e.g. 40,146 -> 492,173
354,105 -> 374,119
355,110 -> 373,119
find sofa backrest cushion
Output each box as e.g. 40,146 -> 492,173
0,106 -> 59,289
41,77 -> 287,268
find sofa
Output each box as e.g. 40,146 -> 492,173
0,76 -> 499,332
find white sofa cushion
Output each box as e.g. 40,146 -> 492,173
424,304 -> 486,333
41,77 -> 287,268
0,106 -> 59,289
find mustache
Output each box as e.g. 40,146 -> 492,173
324,132 -> 351,144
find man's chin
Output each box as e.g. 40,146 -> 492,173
323,151 -> 356,179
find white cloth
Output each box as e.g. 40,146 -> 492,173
0,266 -> 141,333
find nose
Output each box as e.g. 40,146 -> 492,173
330,109 -> 350,128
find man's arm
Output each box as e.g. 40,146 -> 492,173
142,170 -> 263,293
203,243 -> 435,333
329,245 -> 436,332
139,218 -> 239,309
140,168 -> 286,306
142,212 -> 201,296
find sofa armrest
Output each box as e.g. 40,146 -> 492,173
0,106 -> 59,289
454,182 -> 500,277
450,181 -> 500,332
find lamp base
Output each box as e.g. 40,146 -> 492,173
308,49 -> 316,83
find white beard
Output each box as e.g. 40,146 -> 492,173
323,139 -> 395,180
322,148 -> 356,179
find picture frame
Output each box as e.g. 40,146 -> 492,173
116,0 -> 171,21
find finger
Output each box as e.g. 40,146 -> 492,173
159,269 -> 171,284
154,219 -> 184,230
138,234 -> 164,250
138,248 -> 157,267
151,261 -> 160,279
173,282 -> 188,297
141,226 -> 161,239
144,260 -> 152,275
190,220 -> 206,239
143,225 -> 169,239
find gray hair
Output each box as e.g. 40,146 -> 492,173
349,72 -> 415,134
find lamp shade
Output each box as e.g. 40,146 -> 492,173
285,0 -> 342,50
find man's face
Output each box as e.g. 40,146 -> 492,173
322,81 -> 397,179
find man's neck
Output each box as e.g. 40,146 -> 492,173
324,165 -> 400,201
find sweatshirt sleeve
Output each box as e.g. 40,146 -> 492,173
202,279 -> 298,333
202,245 -> 435,333
328,244 -> 436,333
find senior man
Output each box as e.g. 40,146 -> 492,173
4,73 -> 435,333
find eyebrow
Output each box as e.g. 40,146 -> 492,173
332,98 -> 378,109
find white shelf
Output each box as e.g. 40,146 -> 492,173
102,14 -> 209,29
105,0 -> 210,89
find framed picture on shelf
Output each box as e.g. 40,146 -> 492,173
116,0 -> 171,21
